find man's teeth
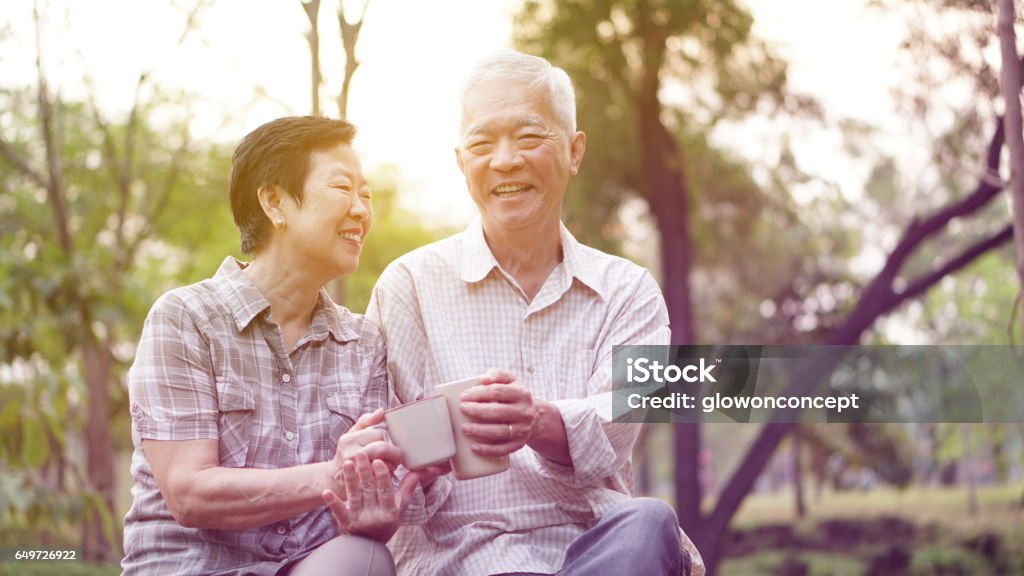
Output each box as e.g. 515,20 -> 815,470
494,184 -> 530,195
339,232 -> 361,243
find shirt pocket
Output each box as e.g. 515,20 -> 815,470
325,386 -> 362,443
215,377 -> 256,468
551,349 -> 594,401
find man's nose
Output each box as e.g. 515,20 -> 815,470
489,139 -> 524,171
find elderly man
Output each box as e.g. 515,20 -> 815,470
368,51 -> 699,575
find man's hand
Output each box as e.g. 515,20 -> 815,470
321,452 -> 418,542
457,368 -> 538,458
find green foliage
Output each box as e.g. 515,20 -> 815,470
0,84 -> 236,547
719,550 -> 865,576
845,425 -> 914,488
909,545 -> 990,576
0,79 -> 447,558
918,250 -> 1021,344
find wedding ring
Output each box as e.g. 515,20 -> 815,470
507,423 -> 514,440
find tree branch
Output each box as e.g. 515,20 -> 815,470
114,74 -> 147,252
301,0 -> 321,116
33,0 -> 73,256
873,115 -> 1004,290
173,0 -> 213,45
122,129 -> 192,270
337,0 -> 370,118
999,0 -> 1024,339
899,224 -> 1013,304
700,114 -> 1015,567
0,138 -> 47,189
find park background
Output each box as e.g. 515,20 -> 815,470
2,0 -> 1024,574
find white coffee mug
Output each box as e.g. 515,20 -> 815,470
435,376 -> 511,480
380,395 -> 456,470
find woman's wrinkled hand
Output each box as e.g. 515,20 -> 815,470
321,453 -> 420,542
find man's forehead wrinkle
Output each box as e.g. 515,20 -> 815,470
516,115 -> 547,129
465,114 -> 550,137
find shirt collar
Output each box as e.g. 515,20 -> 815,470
459,219 -> 607,300
558,222 -> 606,300
459,218 -> 501,284
213,257 -> 271,333
213,256 -> 359,342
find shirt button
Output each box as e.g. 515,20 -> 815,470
284,431 -> 295,441
276,525 -> 288,535
527,366 -> 535,374
281,373 -> 292,384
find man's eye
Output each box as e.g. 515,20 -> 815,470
467,142 -> 493,154
518,135 -> 542,147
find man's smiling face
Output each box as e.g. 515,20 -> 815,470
456,77 -> 585,235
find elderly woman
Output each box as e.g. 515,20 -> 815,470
122,117 -> 422,576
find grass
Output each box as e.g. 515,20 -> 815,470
721,550 -> 865,576
730,483 -> 1024,535
719,483 -> 1024,575
0,564 -> 120,576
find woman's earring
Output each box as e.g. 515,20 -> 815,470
275,219 -> 286,229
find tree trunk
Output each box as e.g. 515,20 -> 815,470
82,336 -> 116,561
637,78 -> 701,534
963,424 -> 978,517
991,424 -> 1008,483
998,0 -> 1024,339
793,432 -> 806,519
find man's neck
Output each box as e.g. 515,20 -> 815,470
483,220 -> 563,301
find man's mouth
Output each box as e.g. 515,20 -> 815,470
492,183 -> 532,198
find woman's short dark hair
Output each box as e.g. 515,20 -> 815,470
229,116 -> 357,254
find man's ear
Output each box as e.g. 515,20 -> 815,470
454,146 -> 466,176
257,184 -> 288,225
569,131 -> 586,176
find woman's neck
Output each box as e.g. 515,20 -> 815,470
243,253 -> 322,350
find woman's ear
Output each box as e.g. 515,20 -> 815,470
257,185 -> 288,229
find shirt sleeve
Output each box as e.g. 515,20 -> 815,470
368,268 -> 454,521
367,265 -> 432,404
129,292 -> 220,441
531,270 -> 671,489
396,471 -> 454,526
362,317 -> 391,414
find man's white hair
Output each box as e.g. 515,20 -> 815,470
461,50 -> 577,135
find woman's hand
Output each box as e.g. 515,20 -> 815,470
321,453 -> 420,542
329,409 -> 401,486
405,462 -> 452,490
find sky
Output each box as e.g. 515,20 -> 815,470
1,0 -> 924,228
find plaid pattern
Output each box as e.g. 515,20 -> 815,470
367,220 -> 672,576
122,257 -> 388,576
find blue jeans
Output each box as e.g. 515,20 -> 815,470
497,497 -> 688,576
